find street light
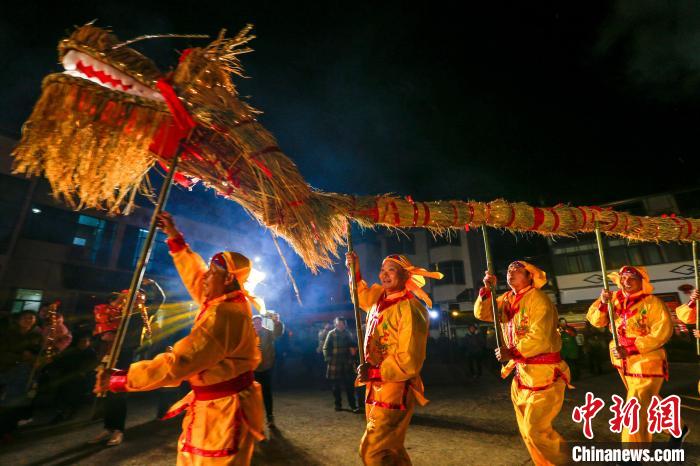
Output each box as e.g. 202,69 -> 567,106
451,310 -> 459,317
429,310 -> 439,319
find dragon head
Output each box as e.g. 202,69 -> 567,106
12,23 -> 351,272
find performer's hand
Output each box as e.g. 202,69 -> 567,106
483,271 -> 497,289
495,346 -> 513,362
94,367 -> 110,394
690,289 -> 700,302
156,211 -> 179,238
600,289 -> 613,304
693,329 -> 699,339
612,346 -> 629,359
357,362 -> 371,382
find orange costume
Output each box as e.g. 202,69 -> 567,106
107,234 -> 264,466
586,266 -> 673,443
474,261 -> 570,466
356,254 -> 442,465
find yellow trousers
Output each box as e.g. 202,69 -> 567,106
617,370 -> 664,443
510,378 -> 567,466
359,395 -> 415,465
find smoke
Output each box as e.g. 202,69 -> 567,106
595,0 -> 700,102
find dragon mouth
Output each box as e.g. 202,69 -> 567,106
62,50 -> 164,102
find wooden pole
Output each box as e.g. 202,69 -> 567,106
346,222 -> 365,362
594,222 -> 620,348
692,241 -> 699,356
481,227 -> 502,350
99,148 -> 182,395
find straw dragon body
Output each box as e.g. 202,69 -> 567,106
12,24 -> 700,272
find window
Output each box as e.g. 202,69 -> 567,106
385,233 -> 415,255
11,288 -> 43,312
433,260 -> 465,285
73,237 -> 87,246
0,175 -> 29,254
429,233 -> 460,248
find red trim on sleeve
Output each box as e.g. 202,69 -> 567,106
368,366 -> 382,382
166,234 -> 187,253
689,299 -> 697,310
597,300 -> 609,312
625,344 -> 640,356
109,369 -> 129,392
479,287 -> 491,299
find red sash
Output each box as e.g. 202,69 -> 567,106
514,351 -> 562,365
191,371 -> 254,401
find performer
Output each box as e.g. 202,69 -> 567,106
96,212 -> 264,465
586,265 -> 673,444
474,260 -> 571,466
347,252 -> 442,466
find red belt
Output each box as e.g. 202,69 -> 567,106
514,352 -> 562,364
192,371 -> 254,401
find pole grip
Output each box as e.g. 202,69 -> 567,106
594,222 -> 619,348
481,227 -> 502,350
692,241 -> 699,356
346,221 -> 365,362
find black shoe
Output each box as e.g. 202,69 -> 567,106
668,424 -> 690,449
334,406 -> 342,411
351,407 -> 362,414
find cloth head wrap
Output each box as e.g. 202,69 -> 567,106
382,254 -> 444,308
508,261 -> 547,289
209,251 -> 261,309
608,265 -> 654,294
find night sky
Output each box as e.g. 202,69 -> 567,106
2,1 -> 700,206
2,1 -> 700,305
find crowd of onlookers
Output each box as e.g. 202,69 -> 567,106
0,306 -> 98,442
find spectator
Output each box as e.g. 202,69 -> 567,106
558,318 -> 580,381
47,333 -> 98,423
253,312 -> 284,428
0,311 -> 42,373
464,323 -> 486,380
40,312 -> 72,355
323,317 -> 360,413
484,326 -> 499,373
585,323 -> 607,375
0,346 -> 38,441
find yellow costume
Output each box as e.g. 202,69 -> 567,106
474,261 -> 570,466
356,254 -> 441,466
673,298 -> 698,395
108,235 -> 264,466
586,266 -> 672,443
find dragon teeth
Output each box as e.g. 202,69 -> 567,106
61,49 -> 162,101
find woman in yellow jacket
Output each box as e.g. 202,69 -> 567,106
347,252 -> 442,466
474,260 -> 571,466
96,212 -> 264,466
586,265 -> 673,444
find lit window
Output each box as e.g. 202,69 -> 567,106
73,237 -> 87,246
78,215 -> 102,227
12,288 -> 43,313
